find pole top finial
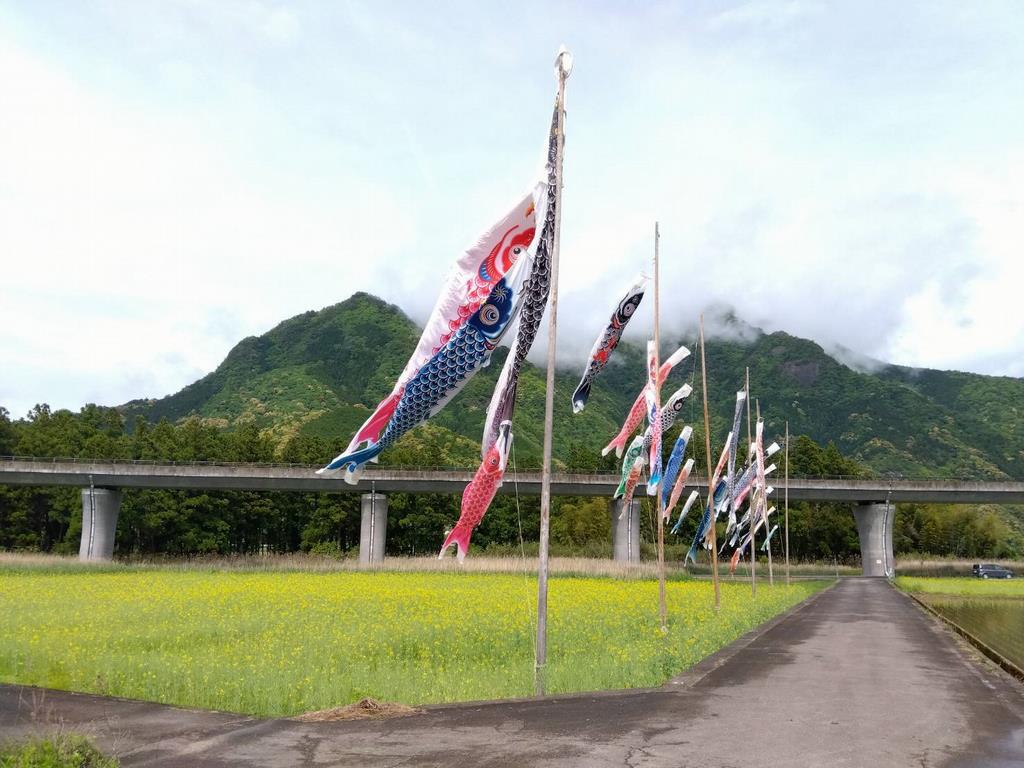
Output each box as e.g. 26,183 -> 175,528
555,45 -> 573,79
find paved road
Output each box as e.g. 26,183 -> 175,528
3,579 -> 1023,767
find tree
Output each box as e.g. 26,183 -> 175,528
551,498 -> 610,546
0,407 -> 17,454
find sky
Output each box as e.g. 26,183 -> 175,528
1,0 -> 1023,419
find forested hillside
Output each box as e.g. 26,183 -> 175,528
121,292 -> 1024,479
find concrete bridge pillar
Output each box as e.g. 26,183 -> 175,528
359,493 -> 388,564
854,502 -> 895,578
611,498 -> 640,562
79,487 -> 121,561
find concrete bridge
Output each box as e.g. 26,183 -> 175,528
4,457 -> 1023,575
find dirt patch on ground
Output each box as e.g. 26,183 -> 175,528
294,697 -> 423,722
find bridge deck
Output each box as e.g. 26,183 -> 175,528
2,457 -> 1023,503
2,580 -> 1022,766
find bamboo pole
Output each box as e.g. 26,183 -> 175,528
699,317 -> 720,610
746,367 -> 755,597
785,420 -> 791,586
653,222 -> 667,632
535,47 -> 571,697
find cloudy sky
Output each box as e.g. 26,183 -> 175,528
2,1 -> 1022,419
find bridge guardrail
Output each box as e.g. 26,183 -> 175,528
0,455 -> 1007,484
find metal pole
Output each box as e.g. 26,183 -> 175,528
535,47 -> 571,697
785,421 -> 790,586
654,222 -> 667,632
699,317 -> 721,610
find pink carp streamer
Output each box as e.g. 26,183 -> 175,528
439,422 -> 512,562
601,344 -> 689,458
729,546 -> 743,574
645,340 -> 662,487
686,436 -> 733,563
750,420 -> 773,545
729,505 -> 777,574
723,391 -> 747,524
341,194 -> 539,468
643,384 -> 691,493
726,420 -> 779,572
729,462 -> 777,518
749,420 -> 770,535
724,444 -> 779,531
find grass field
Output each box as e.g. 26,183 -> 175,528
896,576 -> 1024,598
0,561 -> 826,717
893,558 -> 1024,578
0,551 -> 853,578
0,735 -> 118,768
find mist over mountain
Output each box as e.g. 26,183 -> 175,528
120,293 -> 1024,480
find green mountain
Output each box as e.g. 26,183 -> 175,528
120,293 -> 1024,480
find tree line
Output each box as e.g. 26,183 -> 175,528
0,404 -> 1019,560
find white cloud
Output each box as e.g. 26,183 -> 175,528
545,2 -> 1024,378
1,0 -> 1022,419
708,0 -> 823,31
0,37 -> 413,417
260,7 -> 300,45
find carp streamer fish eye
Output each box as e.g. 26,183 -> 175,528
480,304 -> 500,325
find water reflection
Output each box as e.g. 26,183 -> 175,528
922,596 -> 1024,671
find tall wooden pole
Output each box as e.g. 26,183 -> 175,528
699,317 -> 721,610
785,420 -> 791,586
746,367 -> 755,596
535,47 -> 571,697
654,222 -> 667,632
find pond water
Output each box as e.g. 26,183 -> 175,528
921,595 -> 1024,671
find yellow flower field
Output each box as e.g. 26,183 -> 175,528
0,567 -> 825,716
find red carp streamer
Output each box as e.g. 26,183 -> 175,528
439,422 -> 512,562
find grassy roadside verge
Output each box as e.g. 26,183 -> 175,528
0,734 -> 118,768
